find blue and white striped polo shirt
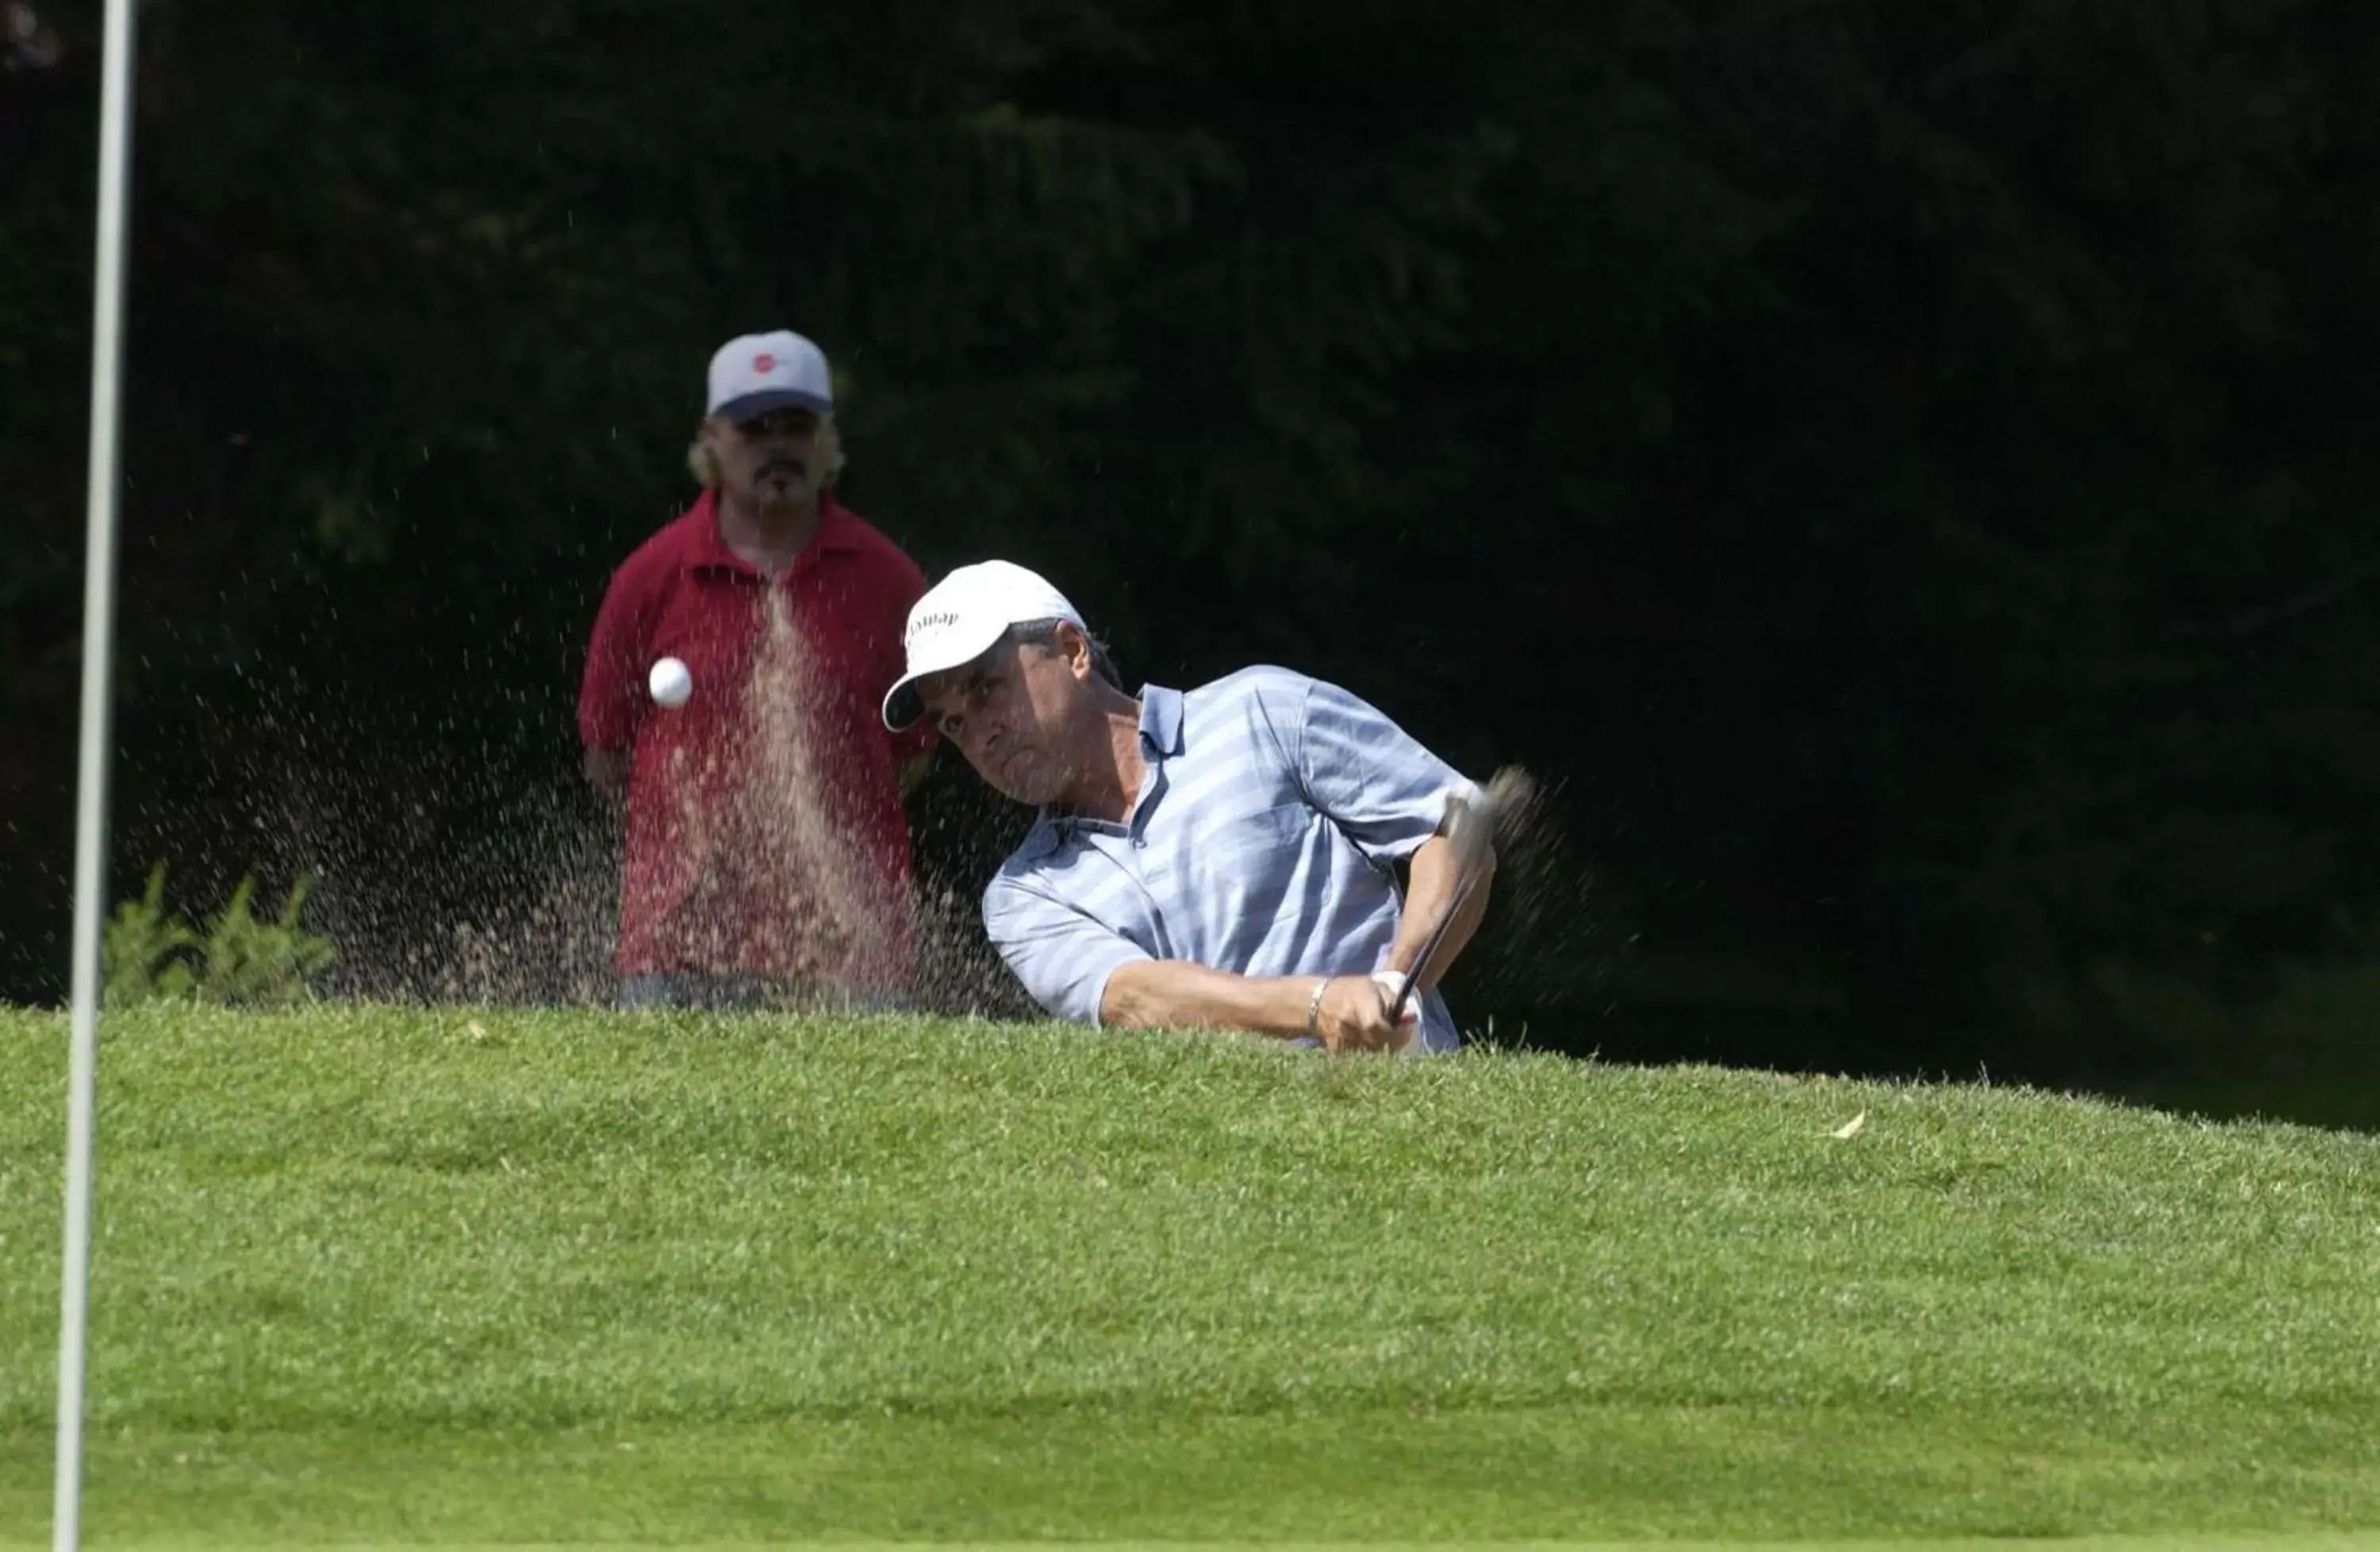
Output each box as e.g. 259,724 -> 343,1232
982,666 -> 1476,1052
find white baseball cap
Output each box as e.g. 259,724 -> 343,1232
707,329 -> 833,423
882,561 -> 1087,732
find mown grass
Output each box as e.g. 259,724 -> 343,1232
2,1005 -> 2378,1544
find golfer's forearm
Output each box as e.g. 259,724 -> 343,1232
1388,834 -> 1495,989
1100,960 -> 1322,1039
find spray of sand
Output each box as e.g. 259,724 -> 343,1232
1445,769 -> 1617,1047
693,583 -> 911,1002
120,601 -> 1596,1033
416,583 -> 1016,1013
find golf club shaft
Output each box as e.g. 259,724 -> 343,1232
1387,858 -> 1486,1024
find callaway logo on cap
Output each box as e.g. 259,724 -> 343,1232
882,561 -> 1087,732
708,330 -> 833,424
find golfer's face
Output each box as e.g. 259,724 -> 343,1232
715,408 -> 825,505
920,642 -> 1076,805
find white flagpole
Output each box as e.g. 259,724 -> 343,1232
57,0 -> 140,1546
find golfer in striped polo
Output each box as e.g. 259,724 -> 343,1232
882,561 -> 1495,1054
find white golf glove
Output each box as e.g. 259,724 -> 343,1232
1369,969 -> 1426,1055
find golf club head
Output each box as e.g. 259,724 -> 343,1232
1448,765 -> 1536,855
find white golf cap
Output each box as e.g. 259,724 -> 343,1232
707,329 -> 833,423
882,560 -> 1086,732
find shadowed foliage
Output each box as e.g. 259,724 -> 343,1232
5,0 -> 2380,1089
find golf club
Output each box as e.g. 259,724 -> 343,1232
1388,766 -> 1532,1025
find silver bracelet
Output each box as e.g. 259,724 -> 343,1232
1304,976 -> 1333,1039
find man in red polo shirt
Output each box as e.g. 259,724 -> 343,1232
578,330 -> 934,1009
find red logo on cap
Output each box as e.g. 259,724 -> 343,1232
752,353 -> 776,373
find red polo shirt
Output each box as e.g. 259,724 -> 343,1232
578,490 -> 935,990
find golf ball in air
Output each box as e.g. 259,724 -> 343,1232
648,656 -> 693,709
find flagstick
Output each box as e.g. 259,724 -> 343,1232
57,0 -> 140,1546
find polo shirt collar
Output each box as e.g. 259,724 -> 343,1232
1139,683 -> 1185,759
1016,811 -> 1066,861
1015,684 -> 1185,859
685,487 -> 863,574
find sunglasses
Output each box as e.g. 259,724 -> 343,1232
735,409 -> 820,439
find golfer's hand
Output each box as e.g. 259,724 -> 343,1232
1317,974 -> 1419,1054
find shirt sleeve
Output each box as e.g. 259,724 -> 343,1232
578,563 -> 650,751
1291,676 -> 1473,862
984,876 -> 1153,1028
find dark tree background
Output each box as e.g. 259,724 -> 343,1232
6,0 -> 2379,1093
